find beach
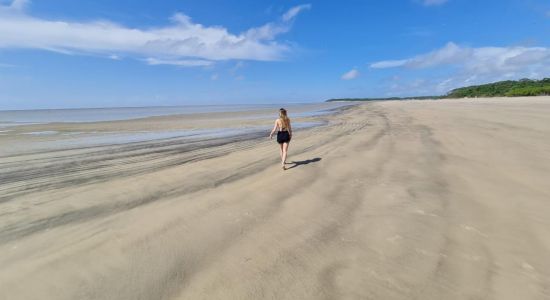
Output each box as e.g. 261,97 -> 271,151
1,97 -> 549,299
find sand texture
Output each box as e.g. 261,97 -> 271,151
1,98 -> 549,299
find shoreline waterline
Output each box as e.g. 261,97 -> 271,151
0,103 -> 352,156
0,103 -> 349,125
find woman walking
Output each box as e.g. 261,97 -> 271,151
269,108 -> 292,170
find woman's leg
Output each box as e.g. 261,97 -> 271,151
279,143 -> 283,162
282,142 -> 289,168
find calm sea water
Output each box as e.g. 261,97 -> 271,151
0,103 -> 346,126
0,103 -> 350,155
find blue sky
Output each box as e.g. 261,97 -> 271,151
1,0 -> 549,109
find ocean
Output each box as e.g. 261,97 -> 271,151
0,102 -> 350,155
0,103 -> 345,126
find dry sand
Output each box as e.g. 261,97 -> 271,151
0,97 -> 549,299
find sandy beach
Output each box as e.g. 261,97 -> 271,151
1,97 -> 549,299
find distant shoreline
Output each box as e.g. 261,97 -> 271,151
326,96 -> 441,102
325,95 -> 550,102
327,78 -> 550,102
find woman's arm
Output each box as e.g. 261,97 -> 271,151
269,120 -> 278,139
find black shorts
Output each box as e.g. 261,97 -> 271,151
277,131 -> 291,144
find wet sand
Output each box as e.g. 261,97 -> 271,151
1,97 -> 549,299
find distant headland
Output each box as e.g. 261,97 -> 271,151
326,78 -> 550,102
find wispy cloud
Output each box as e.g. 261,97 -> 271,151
145,58 -> 213,67
245,4 -> 310,41
282,4 -> 311,22
371,42 -> 550,95
0,1 -> 310,66
371,42 -> 469,69
421,0 -> 449,6
8,0 -> 28,10
341,69 -> 360,80
371,42 -> 550,75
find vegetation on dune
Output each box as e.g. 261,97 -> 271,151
505,86 -> 550,96
326,78 -> 550,102
447,78 -> 550,98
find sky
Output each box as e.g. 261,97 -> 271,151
1,0 -> 549,109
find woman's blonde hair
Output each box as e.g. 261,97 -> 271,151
279,108 -> 289,129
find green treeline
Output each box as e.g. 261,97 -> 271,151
447,78 -> 550,98
326,78 -> 550,102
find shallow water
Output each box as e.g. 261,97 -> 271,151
0,102 -> 341,156
0,103 -> 347,125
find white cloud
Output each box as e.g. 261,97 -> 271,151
370,42 -> 550,76
0,1 -> 310,66
145,58 -> 213,67
244,4 -> 310,41
371,60 -> 408,69
9,0 -> 28,10
371,42 -> 468,69
421,0 -> 449,6
341,69 -> 360,80
282,4 -> 311,22
372,42 -> 550,95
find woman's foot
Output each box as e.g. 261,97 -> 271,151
282,165 -> 286,170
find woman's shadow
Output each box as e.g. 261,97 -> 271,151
286,157 -> 322,170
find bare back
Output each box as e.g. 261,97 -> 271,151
277,118 -> 290,131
